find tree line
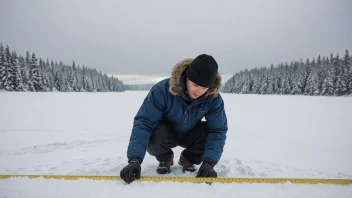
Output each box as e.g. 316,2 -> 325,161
222,49 -> 352,96
0,43 -> 124,92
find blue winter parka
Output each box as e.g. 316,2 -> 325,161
127,58 -> 228,165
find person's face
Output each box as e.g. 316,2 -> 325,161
186,78 -> 209,100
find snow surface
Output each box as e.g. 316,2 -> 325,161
0,91 -> 351,197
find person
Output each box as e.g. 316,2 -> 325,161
120,54 -> 228,184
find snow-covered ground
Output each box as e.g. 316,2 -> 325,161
0,91 -> 351,197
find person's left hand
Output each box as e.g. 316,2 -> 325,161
196,161 -> 217,177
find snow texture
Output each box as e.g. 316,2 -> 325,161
0,91 -> 351,197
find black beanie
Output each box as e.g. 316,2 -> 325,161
185,54 -> 218,88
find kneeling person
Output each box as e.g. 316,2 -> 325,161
120,54 -> 228,184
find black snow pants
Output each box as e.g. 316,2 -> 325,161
147,120 -> 207,165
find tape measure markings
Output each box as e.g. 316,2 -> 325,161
0,175 -> 351,185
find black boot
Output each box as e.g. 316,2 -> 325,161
178,152 -> 196,172
156,153 -> 174,174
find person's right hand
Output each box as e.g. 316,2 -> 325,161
120,158 -> 142,184
196,160 -> 217,178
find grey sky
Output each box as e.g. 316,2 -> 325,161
1,0 -> 351,84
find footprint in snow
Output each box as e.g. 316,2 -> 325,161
48,167 -> 57,171
236,166 -> 256,176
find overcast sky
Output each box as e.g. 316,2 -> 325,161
1,0 -> 351,84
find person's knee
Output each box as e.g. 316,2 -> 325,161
154,121 -> 171,136
150,121 -> 173,142
147,121 -> 176,154
147,145 -> 157,155
198,121 -> 208,138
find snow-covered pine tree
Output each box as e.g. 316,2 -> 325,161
301,58 -> 311,95
316,69 -> 326,95
333,54 -> 347,96
40,58 -> 49,91
54,70 -> 62,91
75,65 -> 83,91
91,69 -> 98,92
113,77 -> 124,92
111,77 -> 117,92
67,70 -> 75,92
88,69 -> 94,91
48,60 -> 56,90
305,72 -> 315,95
103,74 -> 109,91
335,73 -> 346,96
108,76 -> 114,91
45,58 -> 50,70
311,58 -> 316,69
19,52 -> 29,90
96,71 -> 104,92
324,56 -> 330,65
274,73 -> 282,94
312,73 -> 321,95
82,66 -> 93,92
81,66 -> 87,91
69,61 -> 77,91
11,51 -> 24,91
310,73 -> 320,95
287,72 -> 294,94
347,72 -> 352,95
231,73 -> 240,93
3,45 -> 16,91
103,73 -> 109,91
344,50 -> 350,73
0,43 -> 5,90
22,51 -> 31,90
61,66 -> 69,92
267,77 -> 274,95
241,78 -> 250,94
341,50 -> 351,95
25,51 -> 31,68
259,75 -> 269,94
222,75 -> 234,93
279,72 -> 289,95
350,55 -> 352,95
252,75 -> 261,94
28,53 -> 43,91
291,74 -> 302,95
266,65 -> 275,95
230,77 -> 237,93
45,59 -> 52,91
317,55 -> 322,66
321,67 -> 335,96
232,75 -> 241,93
240,71 -> 252,94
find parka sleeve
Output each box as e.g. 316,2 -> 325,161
127,85 -> 166,162
202,94 -> 228,165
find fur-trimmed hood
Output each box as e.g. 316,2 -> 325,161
168,58 -> 222,97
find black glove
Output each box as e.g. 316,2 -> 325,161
120,158 -> 142,184
196,160 -> 217,177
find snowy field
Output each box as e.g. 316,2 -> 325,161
0,91 -> 351,197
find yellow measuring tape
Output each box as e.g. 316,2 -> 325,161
1,175 -> 352,185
